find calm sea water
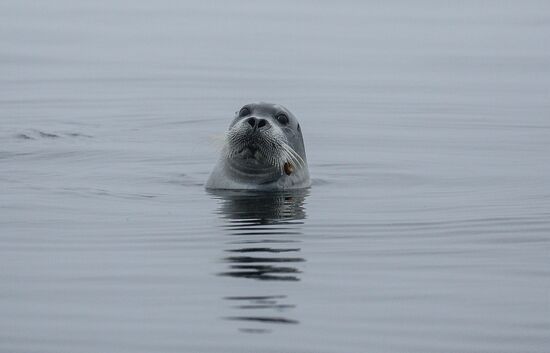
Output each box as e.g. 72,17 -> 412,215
1,1 -> 549,352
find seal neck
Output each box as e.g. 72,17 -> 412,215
225,157 -> 281,184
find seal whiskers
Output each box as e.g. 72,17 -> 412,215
280,143 -> 305,170
225,132 -> 303,174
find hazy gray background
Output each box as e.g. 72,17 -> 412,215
1,1 -> 549,352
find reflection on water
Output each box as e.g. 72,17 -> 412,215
208,189 -> 309,333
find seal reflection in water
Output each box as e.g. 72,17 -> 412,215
208,189 -> 309,333
206,102 -> 310,190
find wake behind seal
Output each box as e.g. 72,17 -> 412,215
206,102 -> 310,191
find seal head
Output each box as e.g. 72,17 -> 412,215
206,102 -> 310,190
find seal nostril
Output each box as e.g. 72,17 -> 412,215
247,117 -> 256,127
258,119 -> 267,128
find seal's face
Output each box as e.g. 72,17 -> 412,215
224,102 -> 307,181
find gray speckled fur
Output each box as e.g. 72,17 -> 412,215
206,102 -> 310,191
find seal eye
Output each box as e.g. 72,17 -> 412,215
239,107 -> 251,117
276,114 -> 289,125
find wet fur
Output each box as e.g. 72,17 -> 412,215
206,102 -> 310,191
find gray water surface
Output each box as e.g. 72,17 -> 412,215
1,1 -> 550,352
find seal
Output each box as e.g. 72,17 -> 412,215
206,102 -> 310,190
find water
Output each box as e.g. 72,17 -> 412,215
1,1 -> 549,352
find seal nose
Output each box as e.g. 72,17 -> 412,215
246,117 -> 268,129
